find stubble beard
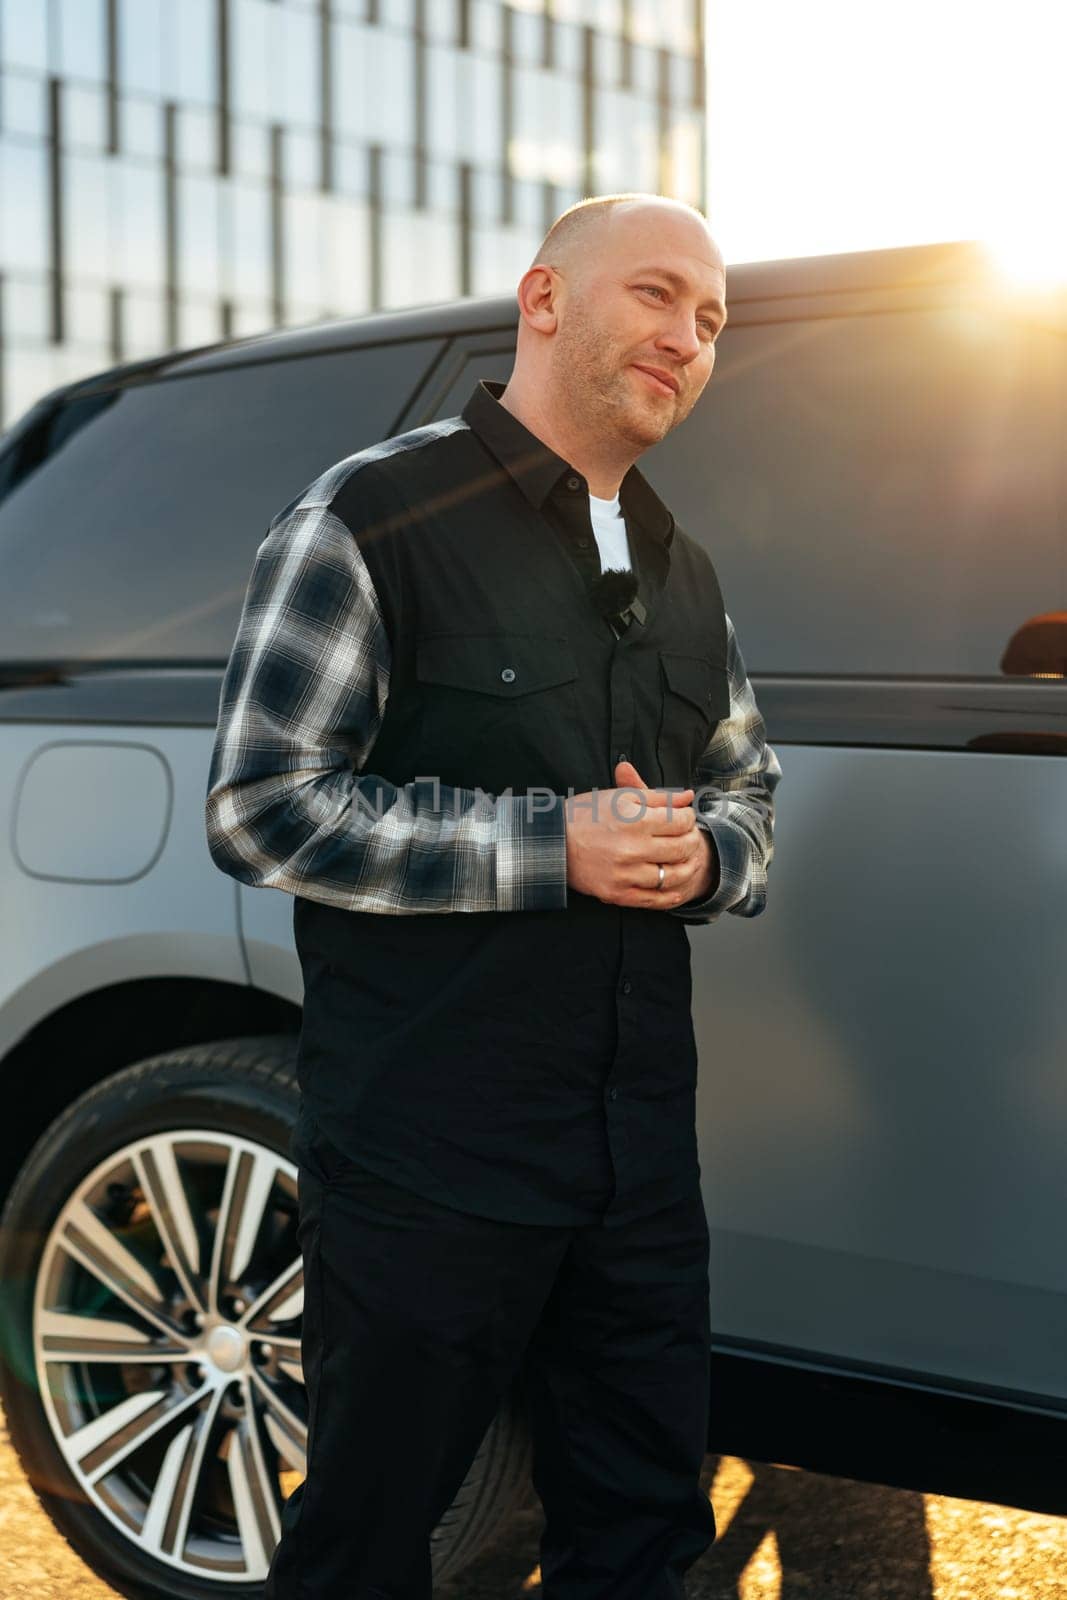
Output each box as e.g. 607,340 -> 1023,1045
550,316 -> 679,452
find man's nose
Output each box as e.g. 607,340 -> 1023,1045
655,314 -> 702,363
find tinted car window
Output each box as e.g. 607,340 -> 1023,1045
0,338 -> 444,663
429,348 -> 515,419
641,302 -> 1066,676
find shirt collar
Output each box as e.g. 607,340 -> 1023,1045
460,378 -> 675,548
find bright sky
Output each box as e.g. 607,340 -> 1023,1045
705,0 -> 1066,273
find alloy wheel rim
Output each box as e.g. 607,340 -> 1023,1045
32,1130 -> 305,1581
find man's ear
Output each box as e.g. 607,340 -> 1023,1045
516,264 -> 560,335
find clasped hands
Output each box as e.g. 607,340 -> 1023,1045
563,758 -> 717,910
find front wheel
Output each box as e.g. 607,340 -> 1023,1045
0,1034 -> 532,1598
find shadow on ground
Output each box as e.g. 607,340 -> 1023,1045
437,1452 -> 938,1600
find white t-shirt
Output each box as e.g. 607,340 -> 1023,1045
588,490 -> 632,574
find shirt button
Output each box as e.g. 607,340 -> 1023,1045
577,537 -> 589,548
500,667 -> 516,682
609,1087 -> 618,1101
621,979 -> 632,995
566,475 -> 582,491
617,751 -> 627,763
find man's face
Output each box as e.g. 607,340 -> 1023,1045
550,206 -> 728,451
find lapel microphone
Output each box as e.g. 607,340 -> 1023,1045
589,568 -> 647,639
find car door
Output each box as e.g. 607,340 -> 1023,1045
642,254 -> 1067,1402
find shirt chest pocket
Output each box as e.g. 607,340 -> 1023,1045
414,631 -> 580,789
657,650 -> 731,785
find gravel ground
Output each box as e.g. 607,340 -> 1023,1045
3,1409 -> 1066,1600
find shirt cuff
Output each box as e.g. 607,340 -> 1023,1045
668,815 -> 751,923
494,790 -> 569,912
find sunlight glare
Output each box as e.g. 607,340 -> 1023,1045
983,222 -> 1067,290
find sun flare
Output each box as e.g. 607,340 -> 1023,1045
982,226 -> 1067,291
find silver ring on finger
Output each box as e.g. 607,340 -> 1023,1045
657,863 -> 666,890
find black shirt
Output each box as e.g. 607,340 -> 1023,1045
206,378 -> 783,1225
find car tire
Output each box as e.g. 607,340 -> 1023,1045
0,1033 -> 535,1598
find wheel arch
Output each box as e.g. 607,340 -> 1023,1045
0,973 -> 300,1210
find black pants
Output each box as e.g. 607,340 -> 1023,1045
264,1125 -> 716,1600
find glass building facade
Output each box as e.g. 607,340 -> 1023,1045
0,0 -> 706,432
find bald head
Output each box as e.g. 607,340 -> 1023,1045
529,192 -> 723,286
501,191 -> 728,470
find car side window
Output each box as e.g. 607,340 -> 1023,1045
411,341 -> 516,427
641,301 -> 1066,677
0,338 -> 445,664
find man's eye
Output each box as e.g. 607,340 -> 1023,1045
639,285 -> 667,299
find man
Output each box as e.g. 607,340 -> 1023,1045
205,191 -> 782,1599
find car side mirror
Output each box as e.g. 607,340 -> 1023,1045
1000,612 -> 1067,678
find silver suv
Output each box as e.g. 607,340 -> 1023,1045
1,238 -> 1064,1600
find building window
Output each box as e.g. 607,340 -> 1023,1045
0,138 -> 49,274
119,0 -> 165,97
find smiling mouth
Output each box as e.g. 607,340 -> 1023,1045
631,365 -> 677,397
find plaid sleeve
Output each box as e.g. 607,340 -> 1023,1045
204,499 -> 567,914
667,611 -> 783,925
